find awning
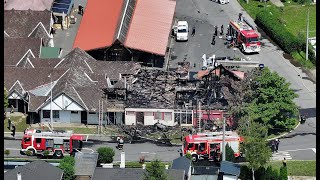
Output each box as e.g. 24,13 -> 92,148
51,0 -> 74,15
40,47 -> 61,58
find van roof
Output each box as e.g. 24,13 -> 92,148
178,21 -> 188,26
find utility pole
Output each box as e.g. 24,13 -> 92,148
48,73 -> 53,131
198,101 -> 202,132
306,5 -> 310,61
222,117 -> 226,161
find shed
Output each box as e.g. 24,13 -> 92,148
218,161 -> 241,180
171,156 -> 192,179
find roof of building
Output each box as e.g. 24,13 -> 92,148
191,175 -> 218,180
4,160 -> 63,180
51,0 -> 74,15
40,47 -> 61,58
4,10 -> 51,38
191,165 -> 219,175
171,156 -> 191,174
92,168 -> 184,180
75,152 -> 99,176
219,161 -> 241,176
124,0 -> 176,56
73,0 -> 124,51
4,0 -> 54,11
4,38 -> 42,66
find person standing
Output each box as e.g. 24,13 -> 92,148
211,34 -> 216,45
220,25 -> 224,35
275,139 -> 280,152
214,26 -> 218,36
191,26 -> 196,36
271,140 -> 275,153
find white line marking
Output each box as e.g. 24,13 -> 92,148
141,152 -> 149,154
6,148 -> 20,151
279,148 -> 315,152
312,148 -> 316,153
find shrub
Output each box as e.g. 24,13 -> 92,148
255,166 -> 266,180
226,143 -> 235,162
61,156 -> 75,166
280,166 -> 288,180
185,153 -> 192,160
4,149 -> 10,158
239,165 -> 252,180
97,147 -> 115,163
25,150 -> 32,156
43,150 -> 50,159
255,11 -> 298,53
59,162 -> 74,180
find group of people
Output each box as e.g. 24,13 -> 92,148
271,138 -> 280,153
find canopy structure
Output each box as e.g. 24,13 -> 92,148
51,0 -> 74,15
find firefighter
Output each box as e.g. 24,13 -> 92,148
220,25 -> 224,35
275,139 -> 280,152
283,157 -> 287,167
7,117 -> 11,130
191,26 -> 196,36
271,140 -> 276,153
238,12 -> 243,22
214,26 -> 218,36
11,123 -> 16,137
211,34 -> 216,45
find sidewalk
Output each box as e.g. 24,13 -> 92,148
269,0 -> 284,7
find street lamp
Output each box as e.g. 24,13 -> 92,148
48,73 -> 53,130
305,4 -> 310,61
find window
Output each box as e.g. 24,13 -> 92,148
155,112 -> 163,120
174,113 -> 180,124
71,111 -> 78,114
164,112 -> 171,121
187,113 -> 192,124
36,138 -> 42,143
43,110 -> 50,118
181,113 -> 186,124
53,110 -> 59,118
188,143 -> 194,149
24,137 -> 31,142
145,112 -> 153,116
89,112 -> 96,114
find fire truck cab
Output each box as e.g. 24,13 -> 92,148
20,129 -> 83,158
229,20 -> 261,54
182,131 -> 243,162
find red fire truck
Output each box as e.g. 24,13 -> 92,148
229,20 -> 261,53
182,131 -> 243,162
20,129 -> 84,158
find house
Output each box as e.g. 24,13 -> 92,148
92,168 -> 185,180
217,161 -> 241,180
171,156 -> 192,180
73,0 -> 176,67
74,152 -> 99,180
4,160 -> 63,180
4,9 -> 54,46
191,162 -> 220,180
5,47 -> 141,125
4,0 -> 54,11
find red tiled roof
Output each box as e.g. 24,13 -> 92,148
73,0 -> 124,51
124,0 -> 176,56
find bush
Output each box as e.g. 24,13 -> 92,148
239,165 -> 252,180
185,153 -> 192,160
280,166 -> 288,180
61,156 -> 75,166
97,147 -> 115,164
255,166 -> 266,180
255,11 -> 298,53
43,150 -> 50,159
225,143 -> 235,162
59,163 -> 74,180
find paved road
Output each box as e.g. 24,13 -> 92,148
4,138 -> 181,162
171,0 -> 316,160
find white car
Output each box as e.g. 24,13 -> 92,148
218,0 -> 229,4
176,21 -> 188,41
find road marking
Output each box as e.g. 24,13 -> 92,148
141,152 -> 149,154
271,151 -> 292,161
6,148 -> 20,151
312,148 -> 316,153
279,148 -> 316,152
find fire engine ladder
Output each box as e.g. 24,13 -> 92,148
98,100 -> 104,134
27,131 -> 73,138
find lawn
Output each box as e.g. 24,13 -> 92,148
4,115 -> 29,132
238,0 -> 316,37
267,160 -> 316,176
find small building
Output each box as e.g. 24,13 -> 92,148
4,160 -> 63,180
171,156 -> 192,180
218,161 -> 241,180
73,0 -> 176,68
75,152 -> 99,180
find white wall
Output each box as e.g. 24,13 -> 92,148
59,110 -> 71,123
42,94 -> 84,111
70,111 -> 81,123
125,108 -> 175,126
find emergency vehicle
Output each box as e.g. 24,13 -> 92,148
228,20 -> 261,53
20,129 -> 84,158
182,131 -> 243,162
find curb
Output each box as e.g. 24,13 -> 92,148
267,121 -> 301,141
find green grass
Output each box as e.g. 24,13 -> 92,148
4,116 -> 29,132
291,51 -> 315,69
267,160 -> 316,176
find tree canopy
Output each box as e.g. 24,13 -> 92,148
58,156 -> 75,180
97,147 -> 115,164
143,159 -> 168,180
233,67 -> 298,134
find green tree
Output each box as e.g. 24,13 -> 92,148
4,87 -> 9,109
4,149 -> 10,165
225,143 -> 235,162
185,153 -> 192,160
241,137 -> 272,180
143,159 -> 168,180
61,156 -> 75,166
97,147 -> 115,164
43,150 -> 50,159
59,162 -> 75,180
280,166 -> 288,180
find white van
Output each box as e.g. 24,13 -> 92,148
176,21 -> 188,41
219,0 -> 229,4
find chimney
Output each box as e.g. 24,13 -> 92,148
165,165 -> 169,169
142,164 -> 146,169
17,172 -> 21,180
120,151 -> 125,168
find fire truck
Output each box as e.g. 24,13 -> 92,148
182,131 -> 243,162
20,129 -> 84,158
228,19 -> 261,53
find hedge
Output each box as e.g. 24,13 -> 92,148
255,11 -> 298,54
